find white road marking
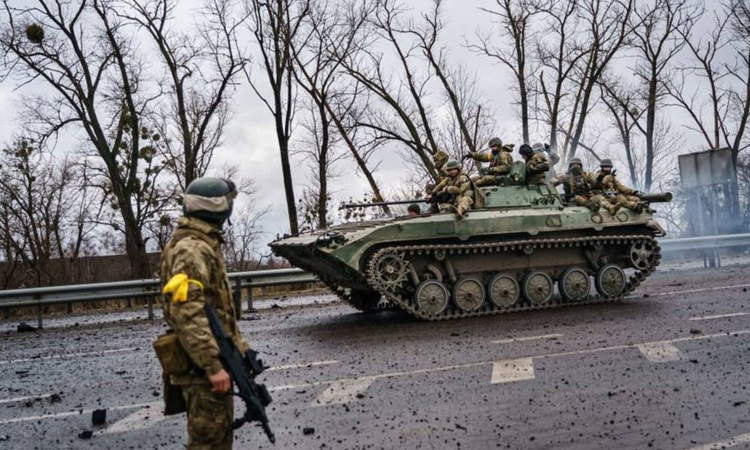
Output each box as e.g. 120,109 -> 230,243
685,432 -> 750,450
689,312 -> 749,321
98,404 -> 166,435
626,283 -> 750,299
0,393 -> 55,405
312,376 -> 376,406
0,401 -> 159,425
492,333 -> 564,345
267,360 -> 338,371
636,342 -> 682,363
0,347 -> 140,365
491,358 -> 536,383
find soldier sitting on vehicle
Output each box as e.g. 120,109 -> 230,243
520,144 -> 550,185
552,158 -> 620,214
591,159 -> 647,213
463,137 -> 514,187
426,159 -> 474,219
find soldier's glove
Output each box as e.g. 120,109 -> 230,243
634,190 -> 644,197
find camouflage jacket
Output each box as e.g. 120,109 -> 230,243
160,216 -> 249,381
552,171 -> 596,196
468,150 -> 513,175
591,171 -> 636,195
525,152 -> 550,184
433,172 -> 473,199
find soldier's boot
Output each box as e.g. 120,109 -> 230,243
623,200 -> 640,212
440,203 -> 459,217
606,203 -> 621,215
583,199 -> 600,212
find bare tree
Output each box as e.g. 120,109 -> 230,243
566,0 -> 634,161
471,0 -> 538,145
122,0 -> 249,190
244,0 -> 310,235
0,0 -> 177,277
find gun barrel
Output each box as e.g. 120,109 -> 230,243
640,192 -> 673,203
339,199 -> 426,210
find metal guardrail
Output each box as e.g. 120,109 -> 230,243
0,268 -> 317,329
1,234 -> 749,329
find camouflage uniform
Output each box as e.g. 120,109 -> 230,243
426,150 -> 450,199
433,171 -> 474,217
552,171 -> 613,213
466,148 -> 514,187
160,216 -> 250,450
525,152 -> 550,185
591,171 -> 641,212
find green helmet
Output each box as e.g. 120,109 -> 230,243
600,158 -> 614,167
407,203 -> 421,214
183,177 -> 237,226
488,137 -> 502,148
568,157 -> 583,167
519,144 -> 533,156
445,159 -> 461,171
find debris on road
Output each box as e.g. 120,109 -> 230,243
16,322 -> 37,333
92,409 -> 107,425
689,328 -> 702,335
77,430 -> 93,440
303,427 -> 315,435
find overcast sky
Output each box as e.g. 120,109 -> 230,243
0,0 -> 731,245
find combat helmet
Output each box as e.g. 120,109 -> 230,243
488,137 -> 502,148
568,157 -> 583,167
445,159 -> 461,171
600,158 -> 614,167
519,144 -> 533,156
183,177 -> 237,226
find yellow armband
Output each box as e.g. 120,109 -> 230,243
162,273 -> 204,303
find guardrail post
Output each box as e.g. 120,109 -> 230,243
147,296 -> 154,320
233,277 -> 243,317
247,287 -> 254,312
37,305 -> 43,329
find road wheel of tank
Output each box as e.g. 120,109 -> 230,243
595,264 -> 626,298
453,277 -> 485,312
347,290 -> 383,312
488,274 -> 520,308
629,241 -> 656,270
414,280 -> 449,315
559,268 -> 590,302
522,271 -> 554,305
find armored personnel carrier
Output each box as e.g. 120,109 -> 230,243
270,162 -> 671,321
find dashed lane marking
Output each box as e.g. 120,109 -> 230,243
689,312 -> 749,321
98,404 -> 166,435
0,401 -> 159,425
0,393 -> 55,405
626,283 -> 750,299
636,342 -> 682,363
312,376 -> 376,406
491,358 -> 535,383
492,334 -> 564,345
685,432 -> 750,450
0,347 -> 140,365
267,360 -> 338,371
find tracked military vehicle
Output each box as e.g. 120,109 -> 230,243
270,162 -> 671,321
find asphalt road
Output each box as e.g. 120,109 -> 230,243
2,261 -> 750,450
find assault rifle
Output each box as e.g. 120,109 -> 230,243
204,304 -> 275,444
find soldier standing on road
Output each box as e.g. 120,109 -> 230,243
520,144 -> 550,185
591,159 -> 645,213
158,177 -> 251,450
427,159 -> 474,219
552,158 -> 620,214
464,137 -> 514,187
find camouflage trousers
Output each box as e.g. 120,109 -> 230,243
454,195 -> 474,216
472,174 -> 498,187
570,194 -> 603,212
607,194 -> 640,212
182,384 -> 234,450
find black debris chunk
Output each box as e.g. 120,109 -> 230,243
455,423 -> 467,431
450,332 -> 460,337
49,393 -> 62,403
78,431 -> 93,440
303,427 -> 315,435
92,409 -> 107,425
17,322 -> 37,333
734,401 -> 746,407
271,304 -> 281,309
0,435 -> 9,442
689,329 -> 702,335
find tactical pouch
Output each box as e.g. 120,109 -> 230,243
153,330 -> 190,376
153,331 -> 188,415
